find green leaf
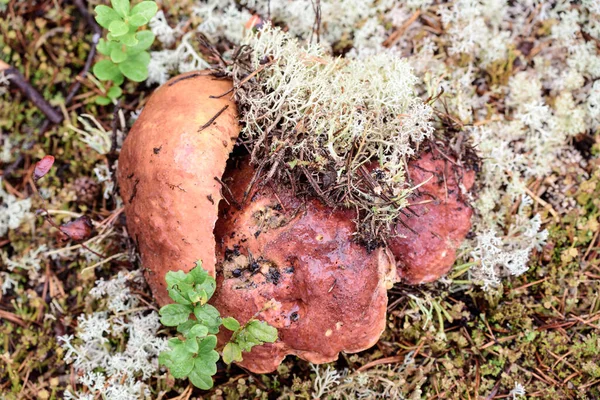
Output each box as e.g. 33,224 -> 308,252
222,317 -> 241,332
94,5 -> 121,29
168,337 -> 184,347
158,351 -> 172,368
184,337 -> 199,353
187,262 -> 208,284
113,72 -> 125,86
204,350 -> 220,366
194,304 -> 221,334
186,287 -> 202,303
97,39 -> 118,56
93,59 -> 121,82
119,32 -> 138,46
194,357 -> 217,376
176,320 -> 196,335
107,86 -> 123,100
159,303 -> 192,326
110,47 -> 128,63
246,320 -> 278,343
196,278 -> 216,303
97,39 -> 110,55
169,354 -> 194,379
160,339 -> 195,378
95,96 -> 112,105
185,263 -> 216,303
189,368 -> 213,390
108,20 -> 129,37
166,270 -> 188,289
186,324 -> 209,340
197,335 -> 218,355
194,354 -> 218,376
168,287 -> 191,305
127,30 -> 155,54
130,1 -> 158,21
222,342 -> 243,364
111,0 -> 130,17
128,13 -> 148,27
166,270 -> 193,304
235,329 -> 262,352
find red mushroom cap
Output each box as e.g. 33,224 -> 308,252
211,159 -> 396,373
389,151 -> 475,284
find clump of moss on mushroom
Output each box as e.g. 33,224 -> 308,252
227,25 -> 436,243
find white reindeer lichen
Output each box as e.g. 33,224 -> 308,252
230,26 -> 434,239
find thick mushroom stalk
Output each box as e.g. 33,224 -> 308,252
211,160 -> 396,373
118,71 -> 240,306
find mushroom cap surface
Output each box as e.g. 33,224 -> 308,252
389,151 -> 475,284
211,159 -> 396,373
118,71 -> 239,306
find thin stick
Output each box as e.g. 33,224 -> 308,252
214,176 -> 240,208
383,10 -> 421,48
357,355 -> 404,372
81,252 -> 127,273
524,186 -> 560,223
107,100 -> 121,190
0,309 -> 26,327
211,58 -> 276,99
0,60 -> 63,124
198,105 -> 229,132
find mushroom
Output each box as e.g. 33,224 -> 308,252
118,71 -> 240,306
389,151 -> 475,284
118,71 -> 475,373
211,158 -> 396,373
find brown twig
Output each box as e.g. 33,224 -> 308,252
0,309 -> 26,327
107,100 -> 121,192
212,58 -> 276,99
383,10 -> 421,48
214,176 -> 240,208
198,105 -> 229,132
0,60 -> 63,124
356,355 -> 404,372
310,0 -> 322,44
300,165 -> 334,207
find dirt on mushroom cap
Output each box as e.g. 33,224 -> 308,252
118,71 -> 240,306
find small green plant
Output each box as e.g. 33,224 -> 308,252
158,261 -> 278,390
92,0 -> 157,104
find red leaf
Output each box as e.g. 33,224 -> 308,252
33,155 -> 55,181
59,216 -> 93,242
245,14 -> 262,29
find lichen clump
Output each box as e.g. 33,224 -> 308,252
229,26 -> 434,240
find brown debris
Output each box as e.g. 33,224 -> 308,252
58,216 -> 94,242
33,155 -> 55,181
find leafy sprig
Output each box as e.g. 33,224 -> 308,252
158,261 -> 278,390
92,0 -> 157,104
